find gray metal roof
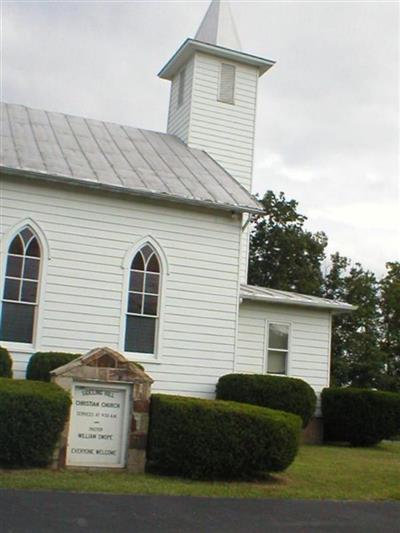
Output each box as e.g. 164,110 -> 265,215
0,102 -> 263,214
240,284 -> 355,314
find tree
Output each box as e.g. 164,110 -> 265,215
323,255 -> 386,388
378,262 -> 400,391
323,253 -> 351,385
248,191 -> 327,296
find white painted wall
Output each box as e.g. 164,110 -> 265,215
1,176 -> 242,397
237,301 -> 331,404
167,51 -> 260,284
167,56 -> 194,143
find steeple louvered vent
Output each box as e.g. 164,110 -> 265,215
178,68 -> 186,107
218,63 -> 235,104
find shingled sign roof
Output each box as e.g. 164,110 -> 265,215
0,102 -> 263,214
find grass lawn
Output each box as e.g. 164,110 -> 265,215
0,442 -> 399,500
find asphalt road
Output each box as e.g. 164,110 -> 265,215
0,489 -> 399,533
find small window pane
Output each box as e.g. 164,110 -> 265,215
131,252 -> 144,271
145,273 -> 159,294
125,315 -> 156,353
9,235 -> 23,255
20,227 -> 33,245
0,302 -> 35,343
141,245 -> 153,261
3,278 -> 20,301
23,258 -> 40,280
143,295 -> 158,316
26,238 -> 40,257
6,255 -> 23,278
269,324 -> 289,350
128,292 -> 142,314
129,271 -> 144,292
21,281 -> 38,303
268,350 -> 287,374
147,254 -> 160,273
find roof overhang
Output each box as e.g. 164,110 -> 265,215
158,38 -> 275,80
1,166 -> 265,216
240,284 -> 356,314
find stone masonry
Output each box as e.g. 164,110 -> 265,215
50,346 -> 153,473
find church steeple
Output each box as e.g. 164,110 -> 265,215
159,0 -> 275,283
195,0 -> 242,51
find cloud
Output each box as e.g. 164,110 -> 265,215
256,152 -> 316,183
309,202 -> 399,232
2,1 -> 399,276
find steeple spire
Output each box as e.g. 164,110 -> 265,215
195,0 -> 242,51
159,0 -> 275,284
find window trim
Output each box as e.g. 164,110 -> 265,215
0,219 -> 49,351
264,320 -> 292,376
119,236 -> 168,364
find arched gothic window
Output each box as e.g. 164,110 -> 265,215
125,244 -> 161,354
1,227 -> 42,343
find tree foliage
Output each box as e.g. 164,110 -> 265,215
248,191 -> 327,296
378,262 -> 400,390
323,255 -> 386,388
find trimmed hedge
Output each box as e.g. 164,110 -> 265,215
0,378 -> 71,467
26,351 -> 80,382
322,387 -> 400,446
216,374 -> 316,428
147,394 -> 301,480
0,346 -> 12,378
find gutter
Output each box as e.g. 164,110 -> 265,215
240,294 -> 356,314
1,166 -> 265,216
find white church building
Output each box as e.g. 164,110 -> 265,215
0,1 -> 352,399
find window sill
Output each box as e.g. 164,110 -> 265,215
0,341 -> 35,353
123,351 -> 162,365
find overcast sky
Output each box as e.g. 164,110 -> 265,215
2,0 -> 399,276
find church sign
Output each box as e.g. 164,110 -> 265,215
66,382 -> 131,468
50,347 -> 153,473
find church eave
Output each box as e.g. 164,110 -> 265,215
240,284 -> 356,314
1,166 -> 265,215
158,38 -> 275,80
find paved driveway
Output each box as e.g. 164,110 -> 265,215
1,489 -> 399,533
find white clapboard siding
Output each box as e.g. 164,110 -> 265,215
189,54 -> 258,191
1,176 -> 242,396
237,301 -> 332,400
166,51 -> 260,284
167,56 -> 195,143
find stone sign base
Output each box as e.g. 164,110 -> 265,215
50,347 -> 153,473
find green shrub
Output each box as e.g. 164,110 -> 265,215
322,387 -> 400,446
216,374 -> 316,428
0,378 -> 71,467
0,346 -> 12,378
147,394 -> 301,480
26,351 -> 80,382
